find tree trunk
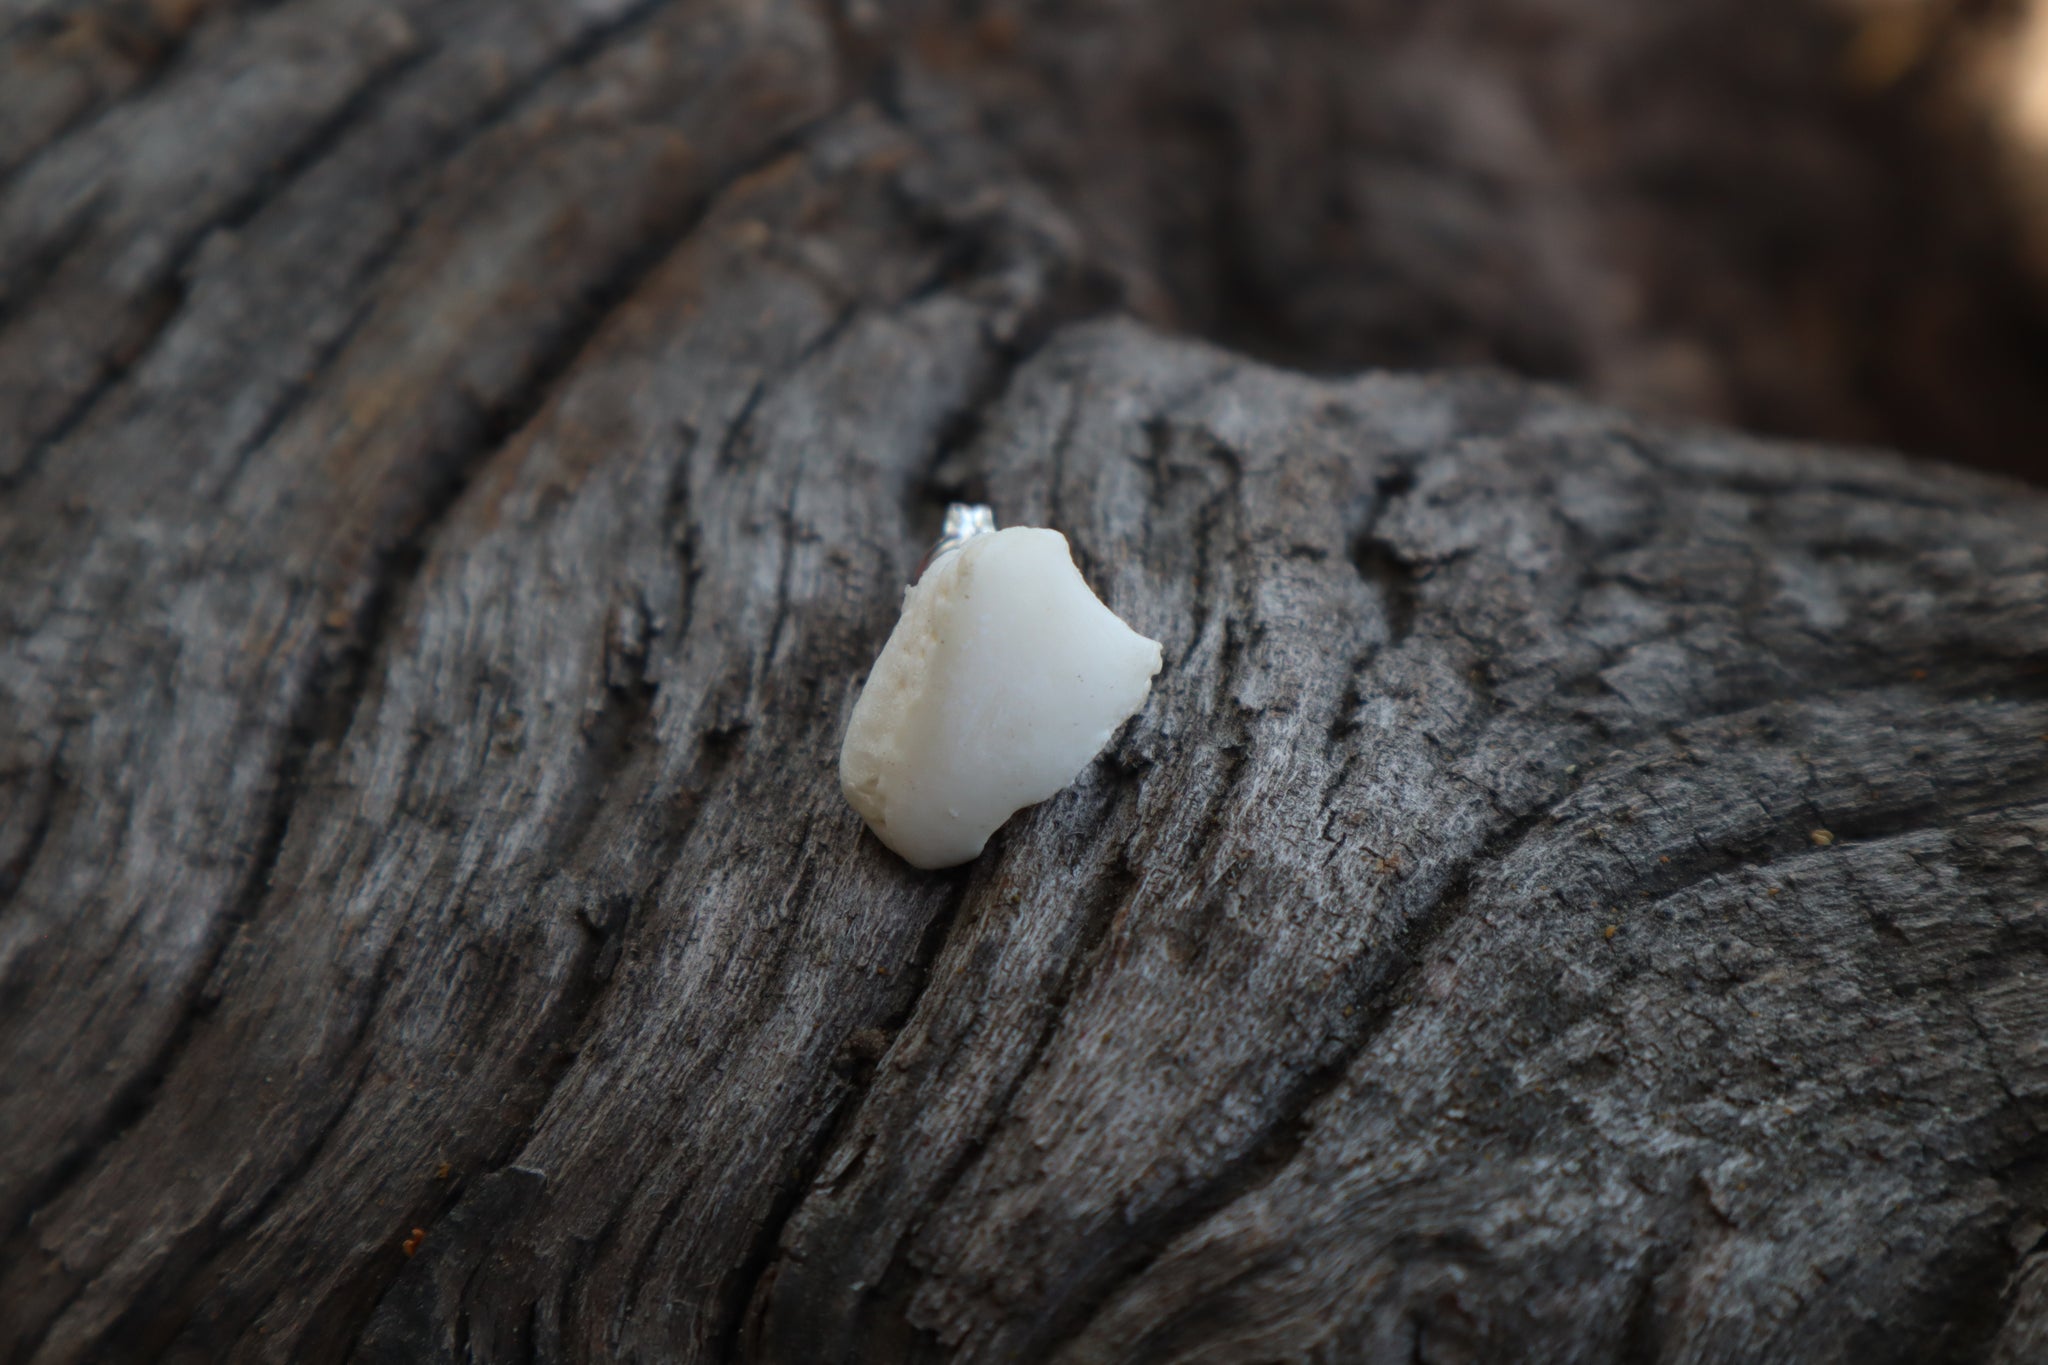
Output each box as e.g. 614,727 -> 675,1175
2,2 -> 2046,1362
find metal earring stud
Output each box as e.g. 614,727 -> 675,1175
914,502 -> 997,582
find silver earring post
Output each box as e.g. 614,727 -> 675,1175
915,503 -> 996,581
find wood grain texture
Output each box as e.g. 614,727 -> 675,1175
2,1 -> 2047,1362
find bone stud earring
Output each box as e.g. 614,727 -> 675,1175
839,504 -> 1164,869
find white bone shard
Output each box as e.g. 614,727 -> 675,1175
840,527 -> 1162,869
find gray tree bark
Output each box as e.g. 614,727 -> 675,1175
2,2 -> 2046,1362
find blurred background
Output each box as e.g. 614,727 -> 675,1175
10,0 -> 2048,481
849,0 -> 2048,483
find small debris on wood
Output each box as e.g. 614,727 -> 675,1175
844,1028 -> 892,1064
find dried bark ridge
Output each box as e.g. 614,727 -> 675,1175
0,0 -> 845,1352
0,3 -> 2045,1364
758,332 -> 2048,1364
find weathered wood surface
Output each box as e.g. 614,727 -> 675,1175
2,1 -> 2047,1362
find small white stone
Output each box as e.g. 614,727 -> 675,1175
840,526 -> 1162,869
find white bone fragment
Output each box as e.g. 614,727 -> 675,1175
840,526 -> 1162,869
